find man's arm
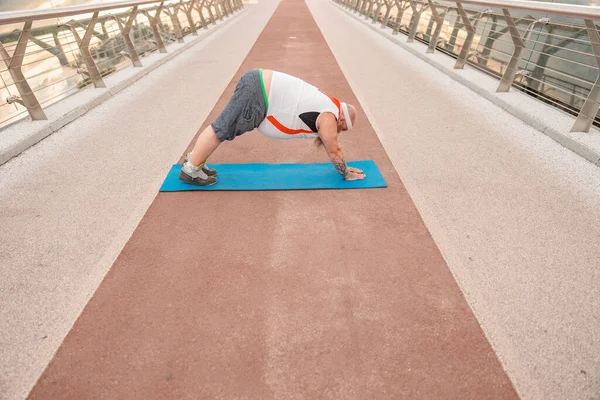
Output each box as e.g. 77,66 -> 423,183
317,113 -> 365,180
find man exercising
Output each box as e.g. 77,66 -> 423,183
179,68 -> 365,186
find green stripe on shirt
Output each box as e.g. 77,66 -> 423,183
259,69 -> 269,111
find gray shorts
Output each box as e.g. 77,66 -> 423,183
211,69 -> 267,142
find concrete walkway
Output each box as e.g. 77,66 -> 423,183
0,0 -> 599,399
307,1 -> 600,398
0,1 -> 278,398
27,0 -> 516,398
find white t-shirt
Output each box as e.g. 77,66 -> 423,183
257,71 -> 341,140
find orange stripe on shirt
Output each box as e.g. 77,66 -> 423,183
329,96 -> 341,119
318,89 -> 342,119
267,115 -> 314,135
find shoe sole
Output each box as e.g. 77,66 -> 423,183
178,171 -> 218,186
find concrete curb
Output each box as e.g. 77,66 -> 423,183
332,2 -> 600,167
0,9 -> 247,166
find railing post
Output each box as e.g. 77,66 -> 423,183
392,1 -> 409,35
194,0 -> 209,29
497,8 -> 525,92
180,1 -> 198,36
29,34 -> 68,66
364,0 -> 374,19
215,0 -> 221,21
222,0 -> 232,16
206,0 -> 217,25
61,11 -> 106,88
407,0 -> 428,42
572,19 -> 600,132
392,0 -> 402,33
52,32 -> 69,66
221,0 -> 230,18
373,0 -> 383,24
214,0 -> 223,22
220,0 -> 229,15
359,0 -> 368,16
163,4 -> 184,43
381,0 -> 393,28
140,3 -> 167,53
216,0 -> 225,17
0,21 -> 47,120
454,2 -> 475,69
369,0 -> 377,19
109,6 -> 142,67
426,1 -> 446,53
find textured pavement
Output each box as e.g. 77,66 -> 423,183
0,1 -> 278,398
307,1 -> 600,398
1,0 -> 599,399
26,0 -> 516,398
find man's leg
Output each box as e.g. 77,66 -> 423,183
188,125 -> 222,167
178,70 -> 265,186
179,125 -> 222,186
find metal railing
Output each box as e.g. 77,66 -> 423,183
333,0 -> 600,133
0,0 -> 243,127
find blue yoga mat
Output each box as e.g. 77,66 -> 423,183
159,159 -> 387,191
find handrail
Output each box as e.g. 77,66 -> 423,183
0,0 -> 242,124
436,0 -> 600,20
336,0 -> 600,133
0,0 -> 168,25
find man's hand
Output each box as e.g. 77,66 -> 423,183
345,168 -> 366,180
347,166 -> 363,175
317,113 -> 366,181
